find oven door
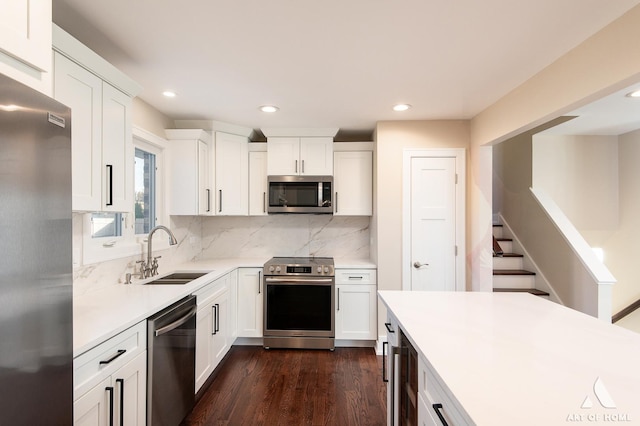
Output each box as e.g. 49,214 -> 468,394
263,276 -> 335,338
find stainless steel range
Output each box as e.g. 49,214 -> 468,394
263,257 -> 335,350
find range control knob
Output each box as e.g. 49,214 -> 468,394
275,266 -> 281,273
323,266 -> 330,273
317,266 -> 322,273
269,266 -> 275,273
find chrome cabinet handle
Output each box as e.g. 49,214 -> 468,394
413,261 -> 429,269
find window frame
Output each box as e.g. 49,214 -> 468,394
81,127 -> 169,265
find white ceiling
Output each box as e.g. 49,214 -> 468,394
51,0 -> 640,139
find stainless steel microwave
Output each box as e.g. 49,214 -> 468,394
267,175 -> 333,214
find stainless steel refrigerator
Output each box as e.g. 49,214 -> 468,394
0,72 -> 73,424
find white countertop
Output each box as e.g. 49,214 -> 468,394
73,257 -> 376,357
378,291 -> 640,425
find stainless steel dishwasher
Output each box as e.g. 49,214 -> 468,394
147,295 -> 197,426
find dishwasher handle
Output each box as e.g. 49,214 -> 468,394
154,306 -> 197,337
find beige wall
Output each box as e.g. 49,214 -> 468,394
602,130 -> 640,311
374,120 -> 470,333
532,134 -> 619,244
132,97 -> 174,136
469,4 -> 640,295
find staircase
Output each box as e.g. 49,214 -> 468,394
493,224 -> 549,298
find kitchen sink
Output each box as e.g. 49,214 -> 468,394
144,272 -> 210,285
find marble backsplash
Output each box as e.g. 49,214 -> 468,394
73,215 -> 202,296
73,214 -> 370,295
201,215 -> 370,259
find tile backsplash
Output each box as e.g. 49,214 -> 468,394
201,215 -> 370,259
73,214 -> 370,294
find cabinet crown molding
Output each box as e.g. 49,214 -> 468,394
52,24 -> 142,97
261,128 -> 339,138
165,128 -> 212,143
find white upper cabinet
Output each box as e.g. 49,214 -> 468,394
52,25 -> 141,212
0,0 -> 52,94
333,150 -> 373,216
248,149 -> 268,216
53,52 -> 135,212
166,129 -> 212,216
214,132 -> 248,215
267,137 -> 333,175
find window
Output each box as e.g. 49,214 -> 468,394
81,127 -> 167,265
135,147 -> 156,234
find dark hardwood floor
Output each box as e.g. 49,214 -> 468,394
182,346 -> 387,426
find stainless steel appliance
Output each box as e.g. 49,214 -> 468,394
147,295 -> 197,426
267,175 -> 333,214
263,257 -> 335,350
0,73 -> 73,424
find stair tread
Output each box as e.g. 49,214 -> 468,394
493,288 -> 550,296
493,253 -> 523,258
493,269 -> 535,276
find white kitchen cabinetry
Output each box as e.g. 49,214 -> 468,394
193,272 -> 235,392
166,129 -> 213,216
335,269 -> 377,340
73,321 -> 147,426
0,0 -> 51,93
418,355 -> 470,426
267,137 -> 333,175
214,132 -> 248,215
249,151 -> 268,216
237,268 -> 263,337
53,26 -> 140,212
333,151 -> 373,216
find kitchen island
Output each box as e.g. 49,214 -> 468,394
378,291 -> 640,425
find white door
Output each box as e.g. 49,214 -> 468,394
410,157 -> 457,291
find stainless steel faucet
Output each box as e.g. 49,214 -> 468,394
145,225 -> 178,277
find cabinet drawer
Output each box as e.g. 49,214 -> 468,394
73,321 -> 146,399
335,269 -> 376,285
419,356 -> 472,425
193,276 -> 227,308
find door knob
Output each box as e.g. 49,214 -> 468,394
413,261 -> 429,269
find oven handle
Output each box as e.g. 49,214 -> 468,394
265,277 -> 334,285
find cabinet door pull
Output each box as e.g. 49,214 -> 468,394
219,190 -> 223,213
106,164 -> 113,206
382,341 -> 389,382
258,271 -> 262,294
106,386 -> 114,426
348,276 -> 363,280
385,322 -> 395,333
99,349 -> 126,365
302,159 -> 305,174
295,160 -> 298,174
116,378 -> 124,426
263,192 -> 266,213
433,403 -> 449,426
335,192 -> 338,213
212,304 -> 218,335
337,288 -> 340,311
206,189 -> 211,212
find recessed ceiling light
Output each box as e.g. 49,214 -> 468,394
162,91 -> 176,98
626,90 -> 640,98
393,103 -> 411,112
260,105 -> 279,113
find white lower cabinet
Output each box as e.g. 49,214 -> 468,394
73,321 -> 147,426
335,269 -> 377,340
418,355 -> 471,426
237,268 -> 263,337
194,273 -> 234,392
